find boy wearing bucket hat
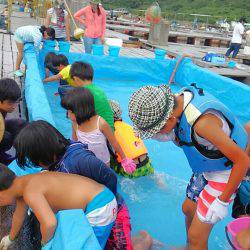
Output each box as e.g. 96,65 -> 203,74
128,84 -> 250,248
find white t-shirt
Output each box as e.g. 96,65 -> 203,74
231,22 -> 245,44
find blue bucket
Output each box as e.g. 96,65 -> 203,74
19,6 -> 24,12
43,40 -> 56,51
58,41 -> 70,52
92,44 -> 104,56
108,46 -> 120,57
155,49 -> 166,60
228,61 -> 236,69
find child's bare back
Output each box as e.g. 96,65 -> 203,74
20,172 -> 104,212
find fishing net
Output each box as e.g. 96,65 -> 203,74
145,2 -> 161,24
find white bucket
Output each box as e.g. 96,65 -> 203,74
105,38 -> 123,47
243,46 -> 250,55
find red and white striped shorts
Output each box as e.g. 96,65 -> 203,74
197,180 -> 235,222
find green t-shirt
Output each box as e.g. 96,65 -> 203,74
85,84 -> 114,131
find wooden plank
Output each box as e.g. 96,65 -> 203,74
11,34 -> 18,52
3,34 -> 11,52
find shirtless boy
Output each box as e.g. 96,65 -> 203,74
0,165 -> 117,249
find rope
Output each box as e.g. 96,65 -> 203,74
61,0 -> 78,28
168,54 -> 191,84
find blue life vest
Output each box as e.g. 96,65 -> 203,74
175,84 -> 248,173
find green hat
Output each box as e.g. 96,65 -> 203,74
128,85 -> 175,139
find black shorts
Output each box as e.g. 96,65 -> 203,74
232,194 -> 250,218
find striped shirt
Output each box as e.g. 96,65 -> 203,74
47,8 -> 68,39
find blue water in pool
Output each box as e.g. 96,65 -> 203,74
44,80 -> 231,250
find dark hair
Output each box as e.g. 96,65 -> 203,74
14,120 -> 70,168
0,163 -> 16,191
54,54 -> 69,67
40,25 -> 55,40
61,87 -> 96,125
70,61 -> 94,82
44,52 -> 59,74
90,2 -> 101,16
239,17 -> 247,23
0,78 -> 21,102
97,5 -> 101,16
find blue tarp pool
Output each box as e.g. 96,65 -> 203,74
13,43 -> 250,249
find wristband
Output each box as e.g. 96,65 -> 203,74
217,197 -> 229,206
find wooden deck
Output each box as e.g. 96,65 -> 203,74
104,29 -> 250,80
0,32 -> 25,119
106,22 -> 231,48
1,5 -> 250,82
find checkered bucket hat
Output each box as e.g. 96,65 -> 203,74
109,100 -> 122,120
128,85 -> 175,139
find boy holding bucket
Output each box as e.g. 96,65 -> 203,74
128,84 -> 250,249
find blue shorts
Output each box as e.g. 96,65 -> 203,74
85,187 -> 117,249
186,173 -> 207,202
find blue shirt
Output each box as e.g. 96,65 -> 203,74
54,141 -> 117,195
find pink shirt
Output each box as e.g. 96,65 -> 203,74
74,6 -> 106,39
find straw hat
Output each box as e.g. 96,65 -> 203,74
109,100 -> 122,120
0,113 -> 5,143
128,85 -> 175,139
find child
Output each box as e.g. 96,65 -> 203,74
14,25 -> 55,77
14,120 -> 117,194
109,99 -> 154,178
128,84 -> 250,249
43,54 -> 72,94
232,122 -> 250,219
44,52 -> 59,77
61,88 -> 136,174
0,164 -> 117,249
71,61 -> 115,131
14,121 -> 151,250
0,78 -> 27,165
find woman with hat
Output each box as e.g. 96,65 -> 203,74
45,0 -> 71,41
128,84 -> 250,249
74,0 -> 106,54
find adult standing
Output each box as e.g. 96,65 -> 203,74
45,0 -> 71,41
225,17 -> 247,58
74,0 -> 106,54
